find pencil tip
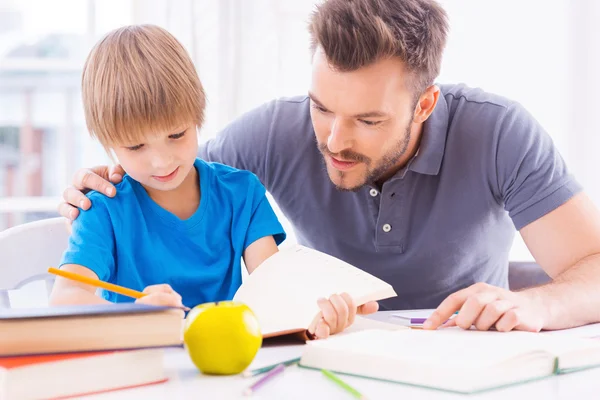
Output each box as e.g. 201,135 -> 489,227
243,389 -> 253,396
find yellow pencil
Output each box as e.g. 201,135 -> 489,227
48,267 -> 145,298
48,267 -> 191,311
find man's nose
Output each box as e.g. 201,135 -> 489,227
327,118 -> 353,154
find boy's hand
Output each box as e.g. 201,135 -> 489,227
58,165 -> 126,223
135,284 -> 184,308
308,293 -> 379,339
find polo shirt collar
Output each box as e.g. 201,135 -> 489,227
408,92 -> 449,176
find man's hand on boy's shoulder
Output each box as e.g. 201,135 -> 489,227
135,284 -> 185,308
308,293 -> 379,339
59,164 -> 126,222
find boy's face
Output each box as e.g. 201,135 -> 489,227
112,124 -> 199,192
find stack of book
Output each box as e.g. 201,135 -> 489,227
0,303 -> 183,399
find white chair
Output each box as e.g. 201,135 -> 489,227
0,217 -> 70,308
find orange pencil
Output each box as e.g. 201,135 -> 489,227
48,267 -> 145,298
48,267 -> 191,310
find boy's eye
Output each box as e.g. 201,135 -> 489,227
169,131 -> 185,139
126,144 -> 144,151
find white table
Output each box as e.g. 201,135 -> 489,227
88,311 -> 600,400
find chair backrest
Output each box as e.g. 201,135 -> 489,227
0,217 -> 70,307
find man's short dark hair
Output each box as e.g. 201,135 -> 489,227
309,0 -> 449,94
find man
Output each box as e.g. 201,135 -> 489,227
59,0 -> 600,332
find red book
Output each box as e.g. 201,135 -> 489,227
0,349 -> 167,399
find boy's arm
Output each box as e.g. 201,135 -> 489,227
50,264 -> 185,308
49,264 -> 109,306
243,236 -> 279,274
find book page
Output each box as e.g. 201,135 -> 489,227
232,245 -> 397,336
339,316 -> 408,336
308,329 -> 558,368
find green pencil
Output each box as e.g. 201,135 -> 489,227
243,357 -> 301,377
321,369 -> 367,399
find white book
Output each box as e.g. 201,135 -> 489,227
233,245 -> 397,338
299,328 -> 600,393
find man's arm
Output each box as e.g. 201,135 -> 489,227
59,165 -> 124,222
425,193 -> 600,331
519,192 -> 600,329
425,101 -> 600,331
199,100 -> 280,181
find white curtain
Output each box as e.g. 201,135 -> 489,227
4,0 -> 594,256
128,0 -> 600,260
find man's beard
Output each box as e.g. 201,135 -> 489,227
318,124 -> 412,192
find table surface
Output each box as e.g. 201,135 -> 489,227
86,310 -> 600,400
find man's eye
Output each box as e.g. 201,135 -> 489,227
312,104 -> 329,113
360,120 -> 382,126
126,144 -> 144,151
169,132 -> 185,139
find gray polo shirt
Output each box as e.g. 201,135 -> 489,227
199,84 -> 581,310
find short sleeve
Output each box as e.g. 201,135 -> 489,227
198,100 -> 277,184
243,176 -> 286,250
493,103 -> 582,230
59,193 -> 116,281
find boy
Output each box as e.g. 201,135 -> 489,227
50,25 -> 358,338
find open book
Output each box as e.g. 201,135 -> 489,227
299,328 -> 600,393
233,245 -> 397,338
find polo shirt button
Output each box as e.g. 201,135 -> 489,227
369,189 -> 378,197
382,223 -> 392,232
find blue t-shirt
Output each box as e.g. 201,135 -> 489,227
60,158 -> 286,307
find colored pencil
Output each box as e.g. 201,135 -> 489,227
243,357 -> 301,377
394,311 -> 459,326
243,363 -> 285,396
321,369 -> 366,399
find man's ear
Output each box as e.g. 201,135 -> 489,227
413,85 -> 440,123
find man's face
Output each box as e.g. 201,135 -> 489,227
112,124 -> 199,195
309,48 -> 418,191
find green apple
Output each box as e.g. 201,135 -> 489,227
183,301 -> 262,375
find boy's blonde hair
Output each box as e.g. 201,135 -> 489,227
82,24 -> 205,149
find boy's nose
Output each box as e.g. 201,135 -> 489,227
150,153 -> 174,171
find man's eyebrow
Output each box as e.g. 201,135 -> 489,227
308,92 -> 388,119
352,110 -> 388,119
308,92 -> 327,109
